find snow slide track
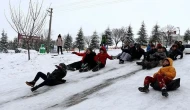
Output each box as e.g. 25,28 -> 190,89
47,69 -> 142,109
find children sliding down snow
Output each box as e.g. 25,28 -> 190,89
92,46 -> 113,72
138,58 -> 177,97
66,48 -> 97,72
26,63 -> 67,92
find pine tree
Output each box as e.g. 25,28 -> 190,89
184,29 -> 190,43
150,24 -> 161,44
104,27 -> 113,46
64,34 -> 73,52
13,37 -> 18,50
76,28 -> 85,52
90,31 -> 100,50
125,25 -> 135,44
0,30 -> 8,53
137,22 -> 148,45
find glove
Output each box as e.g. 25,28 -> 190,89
111,56 -> 116,60
72,52 -> 77,54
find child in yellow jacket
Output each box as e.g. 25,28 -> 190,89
138,58 -> 176,97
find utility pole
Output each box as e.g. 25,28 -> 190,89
47,8 -> 53,53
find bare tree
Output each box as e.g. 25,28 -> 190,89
84,36 -> 92,48
5,0 -> 48,60
161,25 -> 177,47
120,27 -> 127,46
112,28 -> 125,47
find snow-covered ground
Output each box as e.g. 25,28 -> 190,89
0,49 -> 189,110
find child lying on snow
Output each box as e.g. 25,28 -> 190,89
138,58 -> 176,97
26,63 -> 67,92
92,46 -> 114,72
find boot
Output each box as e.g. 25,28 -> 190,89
26,81 -> 35,87
136,62 -> 142,65
161,87 -> 169,97
119,59 -> 124,64
31,86 -> 39,92
138,85 -> 149,93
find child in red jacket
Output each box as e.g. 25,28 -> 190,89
92,47 -> 113,72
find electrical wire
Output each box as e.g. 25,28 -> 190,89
54,0 -> 130,12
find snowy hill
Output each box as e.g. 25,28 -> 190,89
0,49 -> 190,110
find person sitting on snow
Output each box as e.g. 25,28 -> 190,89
138,58 -> 176,97
92,46 -> 113,72
168,44 -> 183,60
145,44 -> 157,61
67,48 -> 97,72
142,46 -> 166,69
115,43 -> 130,59
26,63 -> 67,92
119,43 -> 136,64
134,44 -> 145,60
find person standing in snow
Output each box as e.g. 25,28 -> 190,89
92,46 -> 113,72
178,41 -> 185,52
26,63 -> 67,92
138,58 -> 176,97
56,34 -> 63,54
67,48 -> 97,72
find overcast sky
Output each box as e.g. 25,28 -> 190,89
1,0 -> 190,41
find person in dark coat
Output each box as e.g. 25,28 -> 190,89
119,43 -> 137,64
143,47 -> 166,69
67,48 -> 96,72
168,45 -> 183,60
161,47 -> 169,57
26,63 -> 67,92
178,41 -> 185,52
135,44 -> 145,60
146,44 -> 157,61
116,43 -> 129,59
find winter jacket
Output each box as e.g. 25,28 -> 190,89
178,45 -> 185,52
146,49 -> 157,61
48,68 -> 67,81
122,46 -> 137,59
83,52 -> 97,69
150,51 -> 167,61
75,52 -> 87,62
146,44 -> 151,52
153,58 -> 176,80
57,38 -> 63,46
94,47 -> 112,65
135,47 -> 145,59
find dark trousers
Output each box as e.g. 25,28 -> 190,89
33,72 -> 56,89
57,46 -> 63,54
68,61 -> 82,70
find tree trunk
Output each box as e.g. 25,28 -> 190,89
27,41 -> 30,60
115,43 -> 118,48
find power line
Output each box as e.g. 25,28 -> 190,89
55,0 -> 130,12
54,0 -> 98,9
